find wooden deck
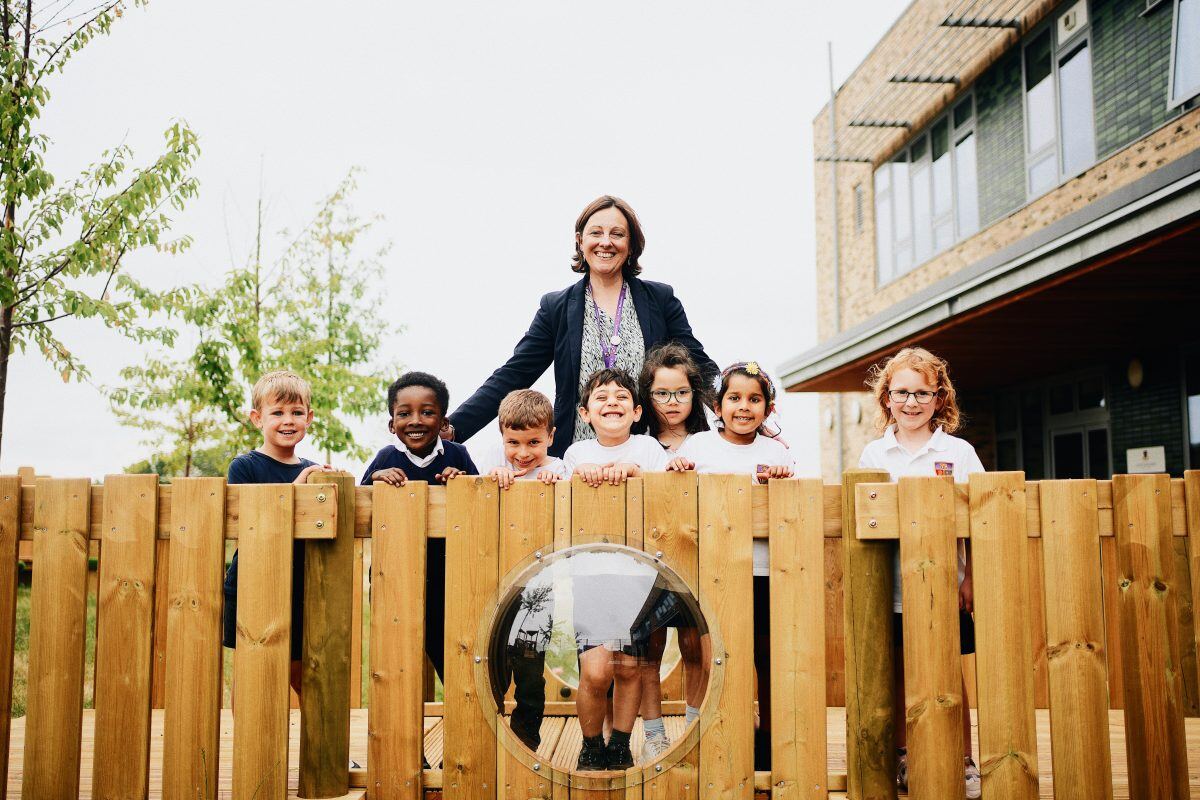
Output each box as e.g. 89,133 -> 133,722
7,709 -> 1200,798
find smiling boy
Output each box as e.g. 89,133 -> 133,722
361,371 -> 477,691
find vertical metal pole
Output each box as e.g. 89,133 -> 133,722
828,41 -> 845,474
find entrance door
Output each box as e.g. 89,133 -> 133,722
1050,424 -> 1110,478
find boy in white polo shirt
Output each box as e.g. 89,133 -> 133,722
858,347 -> 983,800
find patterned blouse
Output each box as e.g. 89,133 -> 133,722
573,281 -> 646,443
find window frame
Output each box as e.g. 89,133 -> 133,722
1169,0 -> 1200,109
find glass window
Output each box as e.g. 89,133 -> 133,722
893,157 -> 913,273
997,439 -> 1020,472
1029,152 -> 1058,196
1078,375 -> 1105,410
1053,430 -> 1086,479
953,97 -> 973,129
1187,350 -> 1200,468
874,166 -> 893,281
1174,0 -> 1200,106
954,132 -> 979,238
1058,43 -> 1096,177
1088,428 -> 1110,478
1049,383 -> 1074,415
1025,30 -> 1056,154
996,392 -> 1020,433
912,159 -> 932,263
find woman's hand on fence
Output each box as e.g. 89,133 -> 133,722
665,457 -> 695,472
959,575 -> 974,613
440,421 -> 456,441
436,467 -> 465,483
371,467 -> 409,487
293,464 -> 335,484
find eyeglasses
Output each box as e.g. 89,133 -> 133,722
888,389 -> 938,405
649,388 -> 693,405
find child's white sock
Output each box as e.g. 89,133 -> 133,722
685,704 -> 700,725
644,716 -> 666,738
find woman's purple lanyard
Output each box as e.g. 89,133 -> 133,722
592,282 -> 627,369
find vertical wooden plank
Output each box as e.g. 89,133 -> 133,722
498,480 -> 556,800
22,478 -> 90,800
300,473 -> 355,798
768,478 -> 826,800
642,472 -> 699,800
93,473 -> 160,799
969,472 -> 1038,799
0,476 -> 21,800
1112,473 -> 1189,799
1026,537 -> 1051,709
151,536 -> 171,710
231,483 -> 295,800
1040,479 -> 1113,800
162,477 -> 225,800
698,474 -> 753,800
571,478 -> 630,800
352,537 -> 365,708
823,539 -> 845,708
370,482 -> 428,800
1101,535 -> 1125,710
552,479 -> 572,800
1186,471 -> 1200,717
897,475 -> 963,798
444,476 -> 500,800
840,469 -> 896,800
1171,537 -> 1200,716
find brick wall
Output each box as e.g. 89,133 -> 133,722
975,47 -> 1027,227
1092,0 -> 1177,158
1108,351 -> 1186,476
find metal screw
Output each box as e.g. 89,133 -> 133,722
315,520 -> 325,529
655,764 -> 663,772
655,551 -> 663,559
868,519 -> 878,528
316,493 -> 327,503
534,551 -> 543,560
715,657 -> 723,665
869,491 -> 877,499
532,763 -> 540,771
474,656 -> 482,663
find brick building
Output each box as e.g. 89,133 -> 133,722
782,0 -> 1200,481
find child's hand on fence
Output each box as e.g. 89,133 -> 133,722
755,464 -> 793,484
490,466 -> 524,490
665,457 -> 694,472
574,464 -> 604,487
536,470 -> 559,485
436,467 -> 465,483
601,462 -> 639,485
371,467 -> 408,487
294,464 -> 335,484
959,574 -> 974,613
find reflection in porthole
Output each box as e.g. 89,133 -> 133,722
484,544 -> 713,783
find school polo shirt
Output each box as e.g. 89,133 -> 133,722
858,425 -> 984,612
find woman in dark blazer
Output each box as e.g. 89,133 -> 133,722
446,195 -> 716,457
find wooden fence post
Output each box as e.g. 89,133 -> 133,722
0,476 -> 20,800
444,476 -> 500,800
23,477 -> 90,800
370,482 -> 429,799
1112,473 -> 1189,799
969,472 -> 1038,799
162,477 -> 226,800
232,483 -> 297,800
897,476 -> 962,798
93,473 -> 160,799
841,468 -> 896,800
300,473 -> 355,798
769,478 -> 827,800
1040,479 -> 1113,800
698,474 -> 754,799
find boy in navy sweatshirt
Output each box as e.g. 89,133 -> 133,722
362,371 -> 478,688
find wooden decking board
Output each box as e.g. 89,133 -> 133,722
7,708 -> 1200,797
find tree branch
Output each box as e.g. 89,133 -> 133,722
12,311 -> 69,328
31,0 -> 118,88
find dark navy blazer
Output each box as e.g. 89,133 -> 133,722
448,275 -> 717,457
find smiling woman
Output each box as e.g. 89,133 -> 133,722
446,195 -> 718,457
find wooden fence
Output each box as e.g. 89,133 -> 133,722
1,469 -> 1198,798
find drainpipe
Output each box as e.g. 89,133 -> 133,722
828,42 -> 845,475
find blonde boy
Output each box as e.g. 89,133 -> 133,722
482,389 -> 568,489
222,370 -> 334,696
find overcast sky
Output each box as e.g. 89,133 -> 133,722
4,0 -> 901,479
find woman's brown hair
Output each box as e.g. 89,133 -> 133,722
571,195 -> 645,277
865,346 -> 962,434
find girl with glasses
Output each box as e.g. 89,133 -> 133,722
859,346 -> 984,799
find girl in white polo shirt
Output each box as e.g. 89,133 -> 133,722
858,346 -> 983,799
678,361 -> 794,771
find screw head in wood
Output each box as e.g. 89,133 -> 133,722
474,656 -> 482,663
869,519 -> 877,528
655,551 -> 663,559
655,764 -> 663,772
714,657 -> 722,665
317,493 -> 327,503
315,520 -> 325,528
534,551 -> 543,559
869,491 -> 877,499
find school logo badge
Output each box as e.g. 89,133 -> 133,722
934,461 -> 954,477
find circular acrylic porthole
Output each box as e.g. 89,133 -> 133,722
476,543 -> 719,789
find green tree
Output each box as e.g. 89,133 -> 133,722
0,0 -> 199,457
